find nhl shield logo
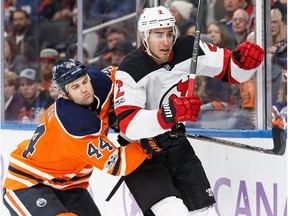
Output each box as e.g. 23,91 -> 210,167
36,198 -> 47,207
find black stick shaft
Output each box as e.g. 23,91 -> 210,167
187,0 -> 204,96
173,129 -> 286,156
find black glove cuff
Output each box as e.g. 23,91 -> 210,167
161,100 -> 176,123
171,122 -> 186,134
232,50 -> 241,62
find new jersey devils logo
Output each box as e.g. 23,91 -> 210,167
159,77 -> 189,107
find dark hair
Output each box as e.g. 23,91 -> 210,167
5,37 -> 20,59
207,21 -> 235,49
65,44 -> 89,59
12,9 -> 30,19
105,26 -> 127,38
180,18 -> 196,35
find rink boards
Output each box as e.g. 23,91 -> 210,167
1,126 -> 287,216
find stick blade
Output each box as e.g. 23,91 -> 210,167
272,126 -> 286,156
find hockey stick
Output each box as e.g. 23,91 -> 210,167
187,0 -> 204,96
105,176 -> 125,201
172,126 -> 286,155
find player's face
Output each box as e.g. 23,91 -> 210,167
147,27 -> 174,64
66,74 -> 95,106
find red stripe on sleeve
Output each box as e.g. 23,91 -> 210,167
115,105 -> 141,134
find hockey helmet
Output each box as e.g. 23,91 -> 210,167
52,58 -> 87,93
138,6 -> 178,43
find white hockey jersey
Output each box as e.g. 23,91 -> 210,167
114,36 -> 259,140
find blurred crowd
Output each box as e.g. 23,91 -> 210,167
3,0 -> 287,129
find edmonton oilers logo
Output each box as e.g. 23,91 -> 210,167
36,198 -> 47,207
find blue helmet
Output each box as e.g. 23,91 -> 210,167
52,58 -> 87,93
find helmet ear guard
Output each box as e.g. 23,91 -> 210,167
52,58 -> 87,94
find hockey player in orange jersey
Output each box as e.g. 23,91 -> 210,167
2,59 -> 176,216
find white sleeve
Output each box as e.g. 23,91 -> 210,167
196,41 -> 258,83
114,70 -> 168,140
196,41 -> 226,78
230,60 -> 258,83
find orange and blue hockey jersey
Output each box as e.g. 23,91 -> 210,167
4,66 -> 148,191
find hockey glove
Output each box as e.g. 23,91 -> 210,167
171,122 -> 186,134
157,96 -> 202,129
140,133 -> 172,154
232,42 -> 264,70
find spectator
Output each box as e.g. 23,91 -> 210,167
47,0 -> 74,22
179,18 -> 213,45
110,40 -> 135,67
4,0 -> 16,33
241,0 -> 254,17
232,8 -> 249,45
6,9 -> 39,69
207,21 -> 236,50
89,0 -> 136,23
4,36 -> 28,75
271,0 -> 287,18
94,26 -> 127,70
15,0 -> 75,22
39,48 -> 59,90
220,0 -> 242,39
4,71 -> 24,123
270,8 -> 287,104
65,43 -> 101,74
179,18 -> 196,36
240,0 -> 254,32
18,68 -> 54,124
62,6 -> 99,58
272,67 -> 287,129
270,8 -> 286,50
170,1 -> 195,27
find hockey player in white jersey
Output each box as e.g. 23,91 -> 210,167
113,6 -> 264,216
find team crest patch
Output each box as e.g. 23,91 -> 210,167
36,198 -> 47,207
104,152 -> 118,169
